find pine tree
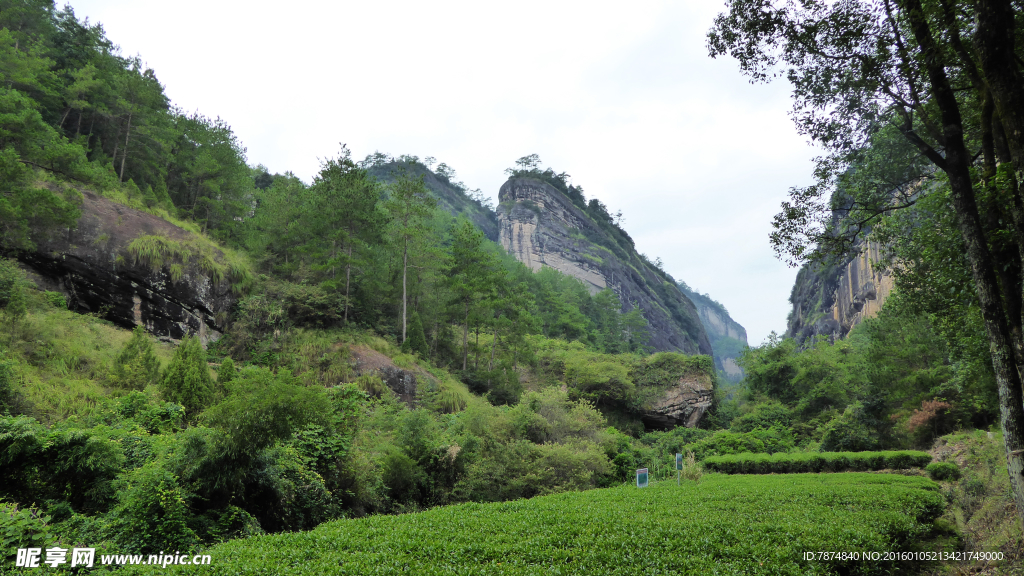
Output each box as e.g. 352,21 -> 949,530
161,335 -> 212,418
401,311 -> 428,358
110,325 -> 161,390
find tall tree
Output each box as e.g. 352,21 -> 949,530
709,0 -> 1024,527
447,218 -> 497,371
385,175 -> 437,343
307,146 -> 385,323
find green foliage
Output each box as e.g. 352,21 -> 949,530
201,367 -> 332,458
109,325 -> 161,390
926,461 -> 961,482
122,474 -> 945,575
0,259 -> 27,319
216,357 -> 235,387
42,291 -> 65,309
730,401 -> 792,433
108,464 -> 198,554
160,335 -> 212,418
819,402 -> 878,452
703,450 -> 933,474
0,360 -> 14,413
127,234 -> 253,294
400,311 -> 428,357
0,502 -> 53,561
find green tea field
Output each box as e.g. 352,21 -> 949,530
122,473 -> 946,576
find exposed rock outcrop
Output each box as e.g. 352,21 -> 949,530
787,242 -> 893,343
641,371 -> 715,429
496,177 -> 713,356
348,346 -> 419,407
11,189 -> 235,344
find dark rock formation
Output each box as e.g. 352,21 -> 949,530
348,346 -> 420,407
496,177 -> 713,356
12,190 -> 235,344
379,365 -> 417,406
641,371 -> 715,429
787,242 -> 893,344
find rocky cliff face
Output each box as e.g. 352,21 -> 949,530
496,177 -> 713,356
677,284 -> 748,380
12,189 -> 236,344
641,370 -> 715,429
787,242 -> 894,343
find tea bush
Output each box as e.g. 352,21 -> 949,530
703,450 -> 933,474
120,473 -> 945,575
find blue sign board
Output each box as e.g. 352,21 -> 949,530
636,468 -> 649,488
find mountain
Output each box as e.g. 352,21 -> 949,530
366,161 -> 499,242
495,176 -> 713,356
787,241 -> 893,344
677,283 -> 748,380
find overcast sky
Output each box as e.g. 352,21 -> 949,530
65,0 -> 819,345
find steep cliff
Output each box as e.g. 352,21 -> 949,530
496,177 -> 713,356
677,283 -> 748,380
787,242 -> 894,344
10,189 -> 242,344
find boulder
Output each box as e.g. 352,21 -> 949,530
641,372 -> 715,429
13,189 -> 235,345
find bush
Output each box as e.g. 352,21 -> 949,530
702,450 -> 933,474
0,259 -> 26,318
160,335 -> 212,418
107,464 -> 199,554
925,461 -> 961,481
820,402 -> 879,452
42,291 -> 66,309
0,502 -> 54,562
110,325 -> 161,390
730,401 -> 792,433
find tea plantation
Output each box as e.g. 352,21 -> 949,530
122,473 -> 944,576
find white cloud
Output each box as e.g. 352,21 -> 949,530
67,0 -> 819,344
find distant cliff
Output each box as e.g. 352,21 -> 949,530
787,242 -> 893,343
677,283 -> 748,380
496,177 -> 713,356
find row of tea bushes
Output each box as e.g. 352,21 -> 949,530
702,451 -> 933,474
118,473 -> 945,575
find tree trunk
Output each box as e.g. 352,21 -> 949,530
402,240 -> 408,343
344,245 -> 352,324
908,0 -> 1024,529
119,110 -> 133,183
489,324 -> 498,371
462,301 -> 469,371
474,325 -> 480,370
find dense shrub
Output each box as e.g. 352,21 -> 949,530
107,464 -> 199,554
925,461 -> 961,481
161,335 -> 213,418
730,401 -> 792,433
820,402 -> 879,452
110,325 -> 162,390
702,450 -> 933,474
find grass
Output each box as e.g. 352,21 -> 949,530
127,235 -> 253,295
930,429 -> 1023,571
121,473 -> 946,575
2,302 -> 175,423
